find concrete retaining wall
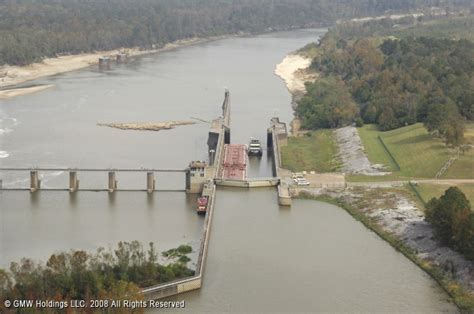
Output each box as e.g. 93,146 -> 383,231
142,184 -> 217,300
215,178 -> 280,188
268,119 -> 292,206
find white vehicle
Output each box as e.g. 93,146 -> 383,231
292,172 -> 304,180
293,177 -> 310,186
248,138 -> 263,156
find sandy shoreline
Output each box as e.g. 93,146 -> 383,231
0,84 -> 54,99
0,35 -> 232,99
274,54 -> 313,94
97,120 -> 196,131
274,53 -> 317,136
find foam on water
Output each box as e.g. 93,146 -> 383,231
39,171 -> 65,188
0,128 -> 13,135
0,150 -> 9,158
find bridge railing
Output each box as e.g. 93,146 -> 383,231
0,167 -> 186,172
141,183 -> 217,300
0,168 -> 187,192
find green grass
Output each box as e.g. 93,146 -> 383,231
464,122 -> 474,145
356,124 -> 399,171
281,130 -> 341,172
357,123 -> 456,179
415,183 -> 474,209
444,122 -> 474,178
299,192 -> 474,311
444,150 -> 474,179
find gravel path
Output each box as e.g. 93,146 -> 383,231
335,126 -> 390,176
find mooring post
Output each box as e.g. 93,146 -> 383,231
108,171 -> 117,193
30,170 -> 40,193
147,172 -> 155,193
69,171 -> 79,192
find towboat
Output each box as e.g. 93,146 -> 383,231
247,138 -> 263,156
197,196 -> 208,215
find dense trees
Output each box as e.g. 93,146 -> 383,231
426,187 -> 474,260
298,18 -> 473,145
0,0 -> 471,66
0,242 -> 194,304
296,77 -> 359,129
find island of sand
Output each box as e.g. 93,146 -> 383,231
97,120 -> 196,131
0,85 -> 54,99
0,35 -> 232,100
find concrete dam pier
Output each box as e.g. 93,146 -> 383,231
0,90 -> 294,301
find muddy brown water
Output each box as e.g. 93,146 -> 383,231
0,29 -> 458,312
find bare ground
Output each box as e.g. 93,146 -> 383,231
298,186 -> 474,294
274,54 -> 317,136
335,126 -> 390,176
0,35 -> 234,99
97,120 -> 196,131
0,85 -> 54,99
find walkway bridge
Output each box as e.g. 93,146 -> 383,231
0,167 -> 187,192
0,90 -> 293,301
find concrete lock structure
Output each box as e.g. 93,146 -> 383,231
30,170 -> 41,192
116,53 -> 128,64
267,118 -> 291,206
69,171 -> 79,192
224,126 -> 231,144
186,161 -> 207,194
108,171 -> 118,192
99,56 -> 111,70
147,172 -> 155,193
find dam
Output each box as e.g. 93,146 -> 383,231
0,89 -> 293,301
0,29 -> 457,312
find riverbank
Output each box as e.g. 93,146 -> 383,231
274,47 -> 474,311
274,53 -> 317,136
296,187 -> 474,311
0,35 -> 234,99
274,54 -> 314,95
0,84 -> 54,99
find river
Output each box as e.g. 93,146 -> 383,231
0,29 -> 457,312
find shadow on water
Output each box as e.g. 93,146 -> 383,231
107,192 -> 116,206
146,193 -> 154,209
68,192 -> 78,209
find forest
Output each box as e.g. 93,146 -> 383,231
0,0 -> 472,66
426,187 -> 474,261
296,17 -> 474,145
0,242 -> 194,304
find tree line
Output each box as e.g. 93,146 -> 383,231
0,242 -> 194,306
426,187 -> 473,261
296,17 -> 473,145
0,0 -> 471,66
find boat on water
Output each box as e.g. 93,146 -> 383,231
247,138 -> 262,156
197,196 -> 208,215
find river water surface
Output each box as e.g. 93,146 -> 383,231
0,29 -> 457,312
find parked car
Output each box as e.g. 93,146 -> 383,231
293,177 -> 310,186
292,172 -> 304,180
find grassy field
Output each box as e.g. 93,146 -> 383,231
414,183 -> 474,209
465,122 -> 474,145
444,123 -> 474,178
356,124 -> 399,172
444,149 -> 474,179
281,130 -> 341,172
355,123 -> 472,179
